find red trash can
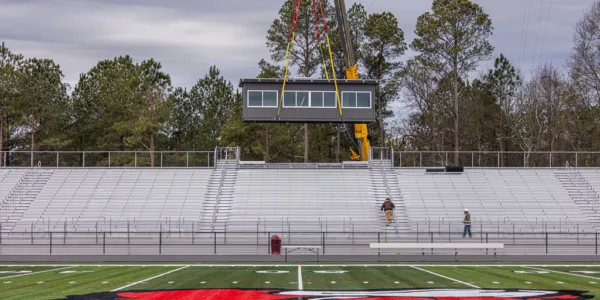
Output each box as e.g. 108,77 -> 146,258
271,235 -> 281,255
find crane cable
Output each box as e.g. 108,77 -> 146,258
279,0 -> 343,118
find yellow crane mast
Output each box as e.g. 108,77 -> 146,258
332,0 -> 371,161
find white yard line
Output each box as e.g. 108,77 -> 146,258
411,266 -> 480,288
111,266 -> 188,292
524,266 -> 600,280
0,266 -> 74,280
298,263 -> 303,290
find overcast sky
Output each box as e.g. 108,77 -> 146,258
0,0 -> 594,94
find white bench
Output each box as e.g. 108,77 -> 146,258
282,245 -> 323,262
370,243 -> 504,261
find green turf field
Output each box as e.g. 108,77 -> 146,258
0,263 -> 599,299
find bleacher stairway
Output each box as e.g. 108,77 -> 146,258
369,159 -> 409,232
555,168 -> 600,224
199,150 -> 239,231
0,167 -> 53,231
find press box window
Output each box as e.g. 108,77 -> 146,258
283,91 -> 309,107
248,91 -> 278,107
342,92 -> 371,108
311,91 -> 337,107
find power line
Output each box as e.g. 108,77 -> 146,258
518,0 -> 533,66
538,0 -> 554,63
531,0 -> 546,69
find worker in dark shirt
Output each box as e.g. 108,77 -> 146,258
380,198 -> 395,226
463,209 -> 472,238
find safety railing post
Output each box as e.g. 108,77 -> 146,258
56,152 -> 59,167
134,152 -> 137,167
214,232 -> 217,254
186,152 -> 189,167
159,232 -> 162,255
108,152 -> 111,167
103,232 -> 106,254
545,233 -> 548,254
82,152 -> 85,167
49,232 -> 52,254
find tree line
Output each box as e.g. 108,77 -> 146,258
1,0 -> 599,166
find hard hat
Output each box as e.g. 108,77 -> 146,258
464,208 -> 468,212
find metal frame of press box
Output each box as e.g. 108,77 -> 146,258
239,78 -> 377,123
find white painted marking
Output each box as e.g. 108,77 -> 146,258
111,266 -> 188,292
4,281 -> 11,284
524,266 -> 600,281
0,271 -> 31,274
493,281 -> 500,284
233,281 -> 238,284
256,270 -> 290,274
525,281 -> 532,284
363,281 -> 369,284
387,265 -> 390,267
37,282 -> 43,284
265,281 -> 270,284
69,281 -> 76,284
573,271 -> 600,274
331,281 -> 336,284
557,281 -> 564,284
514,270 -> 549,274
590,282 -> 597,284
102,282 -> 109,284
0,266 -> 74,280
168,281 -> 174,284
411,266 -> 480,289
427,281 -> 434,284
200,281 -> 206,284
298,264 -> 303,291
313,270 -> 348,274
394,281 -> 400,284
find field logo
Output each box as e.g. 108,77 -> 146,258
66,288 -> 592,299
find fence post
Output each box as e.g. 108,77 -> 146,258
134,152 -> 137,168
83,152 -> 85,167
49,232 -> 52,254
192,223 -> 195,245
497,152 -> 500,168
161,153 -> 163,168
56,152 -> 59,167
103,232 -> 106,254
576,153 -> 578,168
545,233 -> 548,254
549,152 -> 552,167
186,152 -> 189,167
108,152 -> 111,167
377,232 -> 381,261
31,224 -> 33,244
159,232 -> 162,255
322,232 -> 326,255
213,232 -> 217,254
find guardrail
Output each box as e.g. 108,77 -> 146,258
5,219 -> 596,234
393,151 -> 600,168
0,230 -> 598,257
0,151 -> 215,168
2,150 -> 600,168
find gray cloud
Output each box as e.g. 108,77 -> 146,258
0,0 -> 594,94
